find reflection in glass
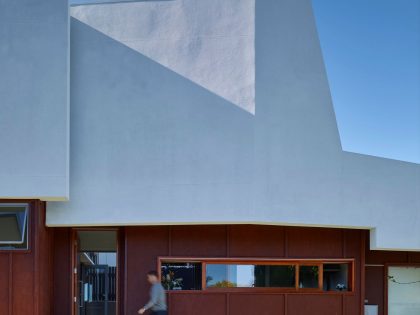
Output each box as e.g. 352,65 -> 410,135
299,265 -> 319,289
161,262 -> 202,290
206,264 -> 296,288
323,263 -> 349,291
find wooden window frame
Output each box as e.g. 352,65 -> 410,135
158,257 -> 355,295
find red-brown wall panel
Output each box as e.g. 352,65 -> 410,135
287,228 -> 343,258
0,255 -> 9,314
170,293 -> 227,315
408,252 -> 420,263
229,294 -> 285,315
229,225 -> 285,257
344,230 -> 364,315
118,228 -> 126,315
36,201 -> 53,315
366,250 -> 407,265
12,254 -> 34,314
287,295 -> 342,315
125,226 -> 169,315
365,266 -> 384,315
52,227 -> 71,315
171,225 -> 227,257
51,225 -> 365,315
123,225 -> 363,315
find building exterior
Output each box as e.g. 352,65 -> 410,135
0,0 -> 419,314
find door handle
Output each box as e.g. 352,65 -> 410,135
79,281 -> 84,308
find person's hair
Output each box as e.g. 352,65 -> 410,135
147,270 -> 158,277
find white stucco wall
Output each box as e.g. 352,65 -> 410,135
0,0 -> 69,200
43,0 -> 420,251
70,0 -> 255,113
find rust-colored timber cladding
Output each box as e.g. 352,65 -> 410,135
123,225 -> 365,315
364,234 -> 420,315
4,221 -> 366,315
0,200 -> 52,315
4,204 -> 420,315
52,227 -> 72,314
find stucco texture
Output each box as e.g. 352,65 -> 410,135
46,0 -> 420,251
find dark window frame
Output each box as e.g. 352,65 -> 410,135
0,203 -> 30,252
158,257 -> 355,294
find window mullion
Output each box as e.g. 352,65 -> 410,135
318,263 -> 323,291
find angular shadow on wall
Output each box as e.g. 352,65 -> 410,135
61,18 -> 255,225
70,0 -> 255,114
71,0 -> 174,6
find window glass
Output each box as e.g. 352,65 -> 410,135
0,204 -> 29,250
299,265 -> 319,289
255,265 -> 296,287
161,262 -> 202,290
206,264 -> 296,288
323,263 -> 349,291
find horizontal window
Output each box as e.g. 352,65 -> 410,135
0,204 -> 29,250
159,258 -> 353,293
206,264 -> 296,288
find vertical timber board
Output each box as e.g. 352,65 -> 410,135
52,228 -> 72,315
0,200 -> 52,315
125,226 -> 169,315
0,254 -> 9,314
343,229 -> 364,315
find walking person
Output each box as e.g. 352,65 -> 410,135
138,271 -> 168,315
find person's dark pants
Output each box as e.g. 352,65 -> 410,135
151,311 -> 167,315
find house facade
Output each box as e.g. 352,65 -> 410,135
0,0 -> 419,314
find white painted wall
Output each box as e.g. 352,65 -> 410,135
70,0 -> 255,113
0,0 -> 69,200
41,0 -> 420,250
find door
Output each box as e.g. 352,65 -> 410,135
73,230 -> 118,315
387,265 -> 420,315
80,265 -> 116,315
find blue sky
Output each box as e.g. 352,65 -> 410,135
312,0 -> 420,163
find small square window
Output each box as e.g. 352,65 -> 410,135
0,204 -> 29,250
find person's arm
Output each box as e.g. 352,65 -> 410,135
139,285 -> 158,313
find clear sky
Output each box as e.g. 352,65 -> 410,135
312,0 -> 420,164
